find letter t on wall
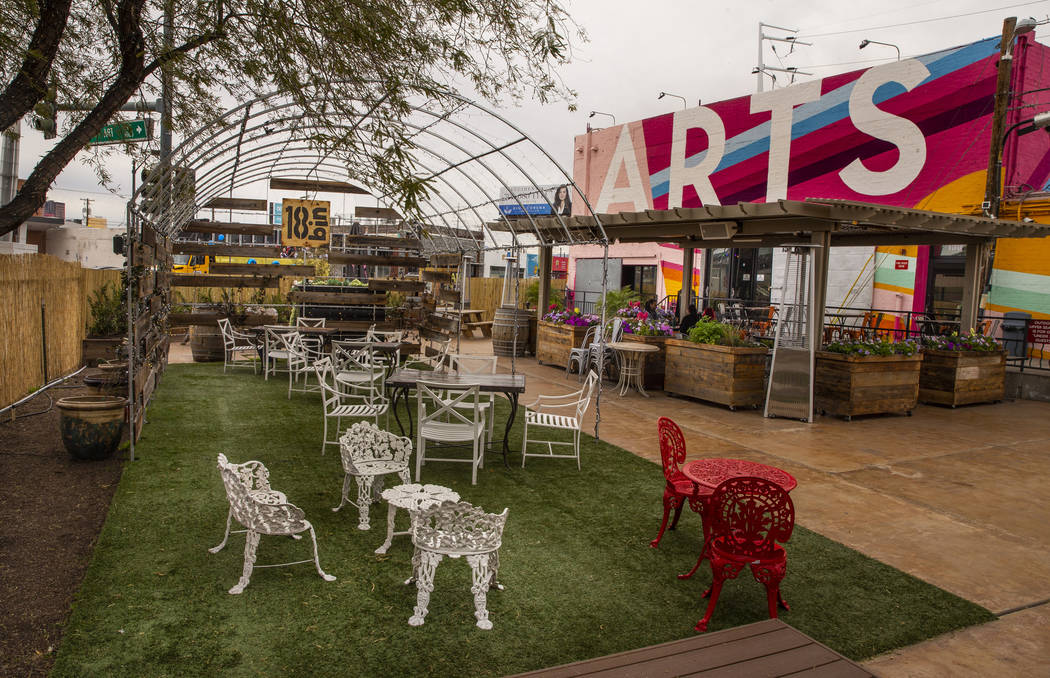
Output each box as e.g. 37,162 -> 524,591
750,81 -> 822,202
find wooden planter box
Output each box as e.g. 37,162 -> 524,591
919,349 -> 1006,407
815,352 -> 922,420
663,338 -> 768,409
536,321 -> 590,369
622,333 -> 669,390
82,337 -> 123,367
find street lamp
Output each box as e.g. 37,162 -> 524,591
859,39 -> 901,60
588,110 -> 616,126
657,91 -> 687,109
989,111 -> 1050,218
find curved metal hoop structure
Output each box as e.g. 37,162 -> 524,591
128,90 -> 606,252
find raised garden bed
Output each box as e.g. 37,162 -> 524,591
535,320 -> 590,369
663,338 -> 768,409
919,349 -> 1006,407
815,351 -> 922,420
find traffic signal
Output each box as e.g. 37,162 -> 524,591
31,86 -> 58,139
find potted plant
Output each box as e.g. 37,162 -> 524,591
816,338 -> 922,420
82,280 -> 127,367
56,395 -> 127,460
664,318 -> 768,409
536,306 -> 600,368
618,301 -> 676,390
919,330 -> 1006,407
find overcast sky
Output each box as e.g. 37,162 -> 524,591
17,0 -> 1050,226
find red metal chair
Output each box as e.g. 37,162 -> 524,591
650,418 -> 708,548
694,476 -> 794,632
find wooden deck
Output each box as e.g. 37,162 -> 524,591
505,619 -> 873,677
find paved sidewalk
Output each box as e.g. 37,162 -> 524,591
171,337 -> 1050,675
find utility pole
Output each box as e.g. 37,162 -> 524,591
82,198 -> 93,224
984,17 -> 1019,218
756,23 -> 811,92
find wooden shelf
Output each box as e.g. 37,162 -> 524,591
328,253 -> 427,267
171,274 -> 280,288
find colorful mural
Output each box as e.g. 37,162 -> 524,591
572,35 -> 1050,321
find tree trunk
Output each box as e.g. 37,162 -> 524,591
0,0 -> 74,133
0,0 -> 147,239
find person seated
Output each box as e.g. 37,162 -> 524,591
644,298 -> 658,316
679,304 -> 700,334
702,307 -> 716,321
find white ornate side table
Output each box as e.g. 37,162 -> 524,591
375,483 -> 460,555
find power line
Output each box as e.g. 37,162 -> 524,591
797,0 -> 1048,38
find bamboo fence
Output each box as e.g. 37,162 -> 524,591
0,254 -> 121,409
466,277 -> 566,321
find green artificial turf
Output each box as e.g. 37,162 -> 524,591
52,363 -> 994,677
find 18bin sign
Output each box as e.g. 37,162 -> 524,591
281,199 -> 330,247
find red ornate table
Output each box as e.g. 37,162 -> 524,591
677,458 -> 797,580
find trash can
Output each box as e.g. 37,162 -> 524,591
1002,311 -> 1030,359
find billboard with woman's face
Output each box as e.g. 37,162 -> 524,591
497,184 -> 573,217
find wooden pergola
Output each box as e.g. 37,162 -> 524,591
520,198 -> 1050,338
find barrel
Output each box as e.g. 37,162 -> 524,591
492,307 -> 532,357
189,323 -> 225,362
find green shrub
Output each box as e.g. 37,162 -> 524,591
87,281 -> 127,337
686,318 -> 760,347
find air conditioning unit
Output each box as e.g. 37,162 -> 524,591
699,222 -> 738,240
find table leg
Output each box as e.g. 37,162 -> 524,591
635,354 -> 650,398
500,391 -> 519,469
678,494 -> 713,580
375,503 -> 399,554
616,353 -> 630,396
392,385 -> 409,437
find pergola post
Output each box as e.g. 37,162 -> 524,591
960,240 -> 991,333
680,246 -> 695,320
537,245 -> 552,318
810,231 -> 831,349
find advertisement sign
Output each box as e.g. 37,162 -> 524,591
280,199 -> 330,247
573,37 -> 1050,214
552,256 -> 568,273
497,184 -> 575,217
526,253 -> 539,277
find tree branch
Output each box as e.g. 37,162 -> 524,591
0,0 -> 74,132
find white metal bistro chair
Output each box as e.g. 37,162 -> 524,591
447,353 -> 498,446
521,370 -> 598,470
280,331 -> 322,399
565,324 -> 599,381
589,318 -> 624,380
415,380 -> 486,485
263,326 -> 296,380
216,318 -> 260,374
296,316 -> 327,363
209,454 -> 335,594
334,421 -> 412,530
404,336 -> 451,372
313,357 -> 389,455
408,501 -> 508,629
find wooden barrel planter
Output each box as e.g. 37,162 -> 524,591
815,352 -> 922,420
622,333 -> 669,390
663,339 -> 768,409
919,349 -> 1006,407
492,307 -> 532,357
189,323 -> 224,362
536,321 -> 591,368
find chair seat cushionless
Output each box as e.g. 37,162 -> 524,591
524,410 -> 578,430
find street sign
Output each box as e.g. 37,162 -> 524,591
88,118 -> 152,145
281,199 -> 330,247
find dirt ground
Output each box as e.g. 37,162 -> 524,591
0,375 -> 124,677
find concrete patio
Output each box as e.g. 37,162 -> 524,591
170,336 -> 1050,676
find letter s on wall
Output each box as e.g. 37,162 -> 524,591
839,59 -> 930,196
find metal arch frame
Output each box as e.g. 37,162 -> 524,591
130,87 -> 608,250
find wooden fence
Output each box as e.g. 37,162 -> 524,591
466,277 -> 567,321
0,254 -> 121,409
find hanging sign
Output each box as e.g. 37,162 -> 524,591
281,199 -> 330,247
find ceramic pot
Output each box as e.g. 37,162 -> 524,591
56,395 -> 127,460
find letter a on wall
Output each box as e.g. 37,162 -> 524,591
281,198 -> 331,247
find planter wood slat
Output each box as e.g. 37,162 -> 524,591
663,338 -> 768,409
919,349 -> 1005,407
622,333 -> 669,390
536,321 -> 590,369
815,352 -> 922,419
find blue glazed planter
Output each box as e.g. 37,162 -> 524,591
56,396 -> 127,460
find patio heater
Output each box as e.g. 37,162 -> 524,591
492,252 -> 531,360
764,245 -> 819,422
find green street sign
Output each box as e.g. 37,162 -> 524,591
88,118 -> 152,145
